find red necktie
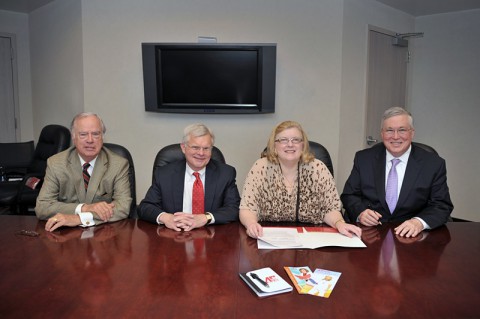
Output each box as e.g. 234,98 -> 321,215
83,163 -> 90,191
192,172 -> 204,214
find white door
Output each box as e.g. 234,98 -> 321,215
365,27 -> 408,147
0,35 -> 18,142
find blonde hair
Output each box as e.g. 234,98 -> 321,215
263,121 -> 314,164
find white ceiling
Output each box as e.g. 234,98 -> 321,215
375,0 -> 480,16
0,0 -> 480,16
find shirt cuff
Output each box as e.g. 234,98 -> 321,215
413,217 -> 429,230
156,212 -> 166,225
75,204 -> 95,227
206,212 -> 215,224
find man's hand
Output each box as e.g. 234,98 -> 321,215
394,218 -> 424,237
82,202 -> 115,222
160,212 -> 208,232
358,208 -> 383,226
45,213 -> 82,232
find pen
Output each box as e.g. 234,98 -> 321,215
368,204 -> 382,225
251,272 -> 269,288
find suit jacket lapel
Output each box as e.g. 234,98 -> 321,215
68,149 -> 86,203
396,146 -> 421,210
374,146 -> 390,213
204,161 -> 217,211
173,161 -> 186,210
86,149 -> 107,203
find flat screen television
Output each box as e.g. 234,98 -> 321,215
142,43 -> 276,114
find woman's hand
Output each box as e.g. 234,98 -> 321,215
337,221 -> 362,238
245,222 -> 264,239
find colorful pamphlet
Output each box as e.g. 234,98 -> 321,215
239,267 -> 293,298
284,266 -> 341,298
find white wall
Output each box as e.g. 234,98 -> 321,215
409,9 -> 480,221
8,0 -> 479,221
339,0 -> 414,192
0,10 -> 34,141
79,0 -> 344,201
29,0 -> 84,134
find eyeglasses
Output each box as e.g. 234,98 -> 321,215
186,144 -> 213,152
383,128 -> 412,137
275,137 -> 304,145
77,131 -> 103,140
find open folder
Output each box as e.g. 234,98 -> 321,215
257,226 -> 366,249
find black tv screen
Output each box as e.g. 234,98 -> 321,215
142,43 -> 276,114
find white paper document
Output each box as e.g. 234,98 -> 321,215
258,227 -> 366,249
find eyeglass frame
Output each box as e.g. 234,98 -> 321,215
185,144 -> 213,153
77,131 -> 103,140
274,137 -> 304,145
382,128 -> 413,137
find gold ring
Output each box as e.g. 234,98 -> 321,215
53,218 -> 58,222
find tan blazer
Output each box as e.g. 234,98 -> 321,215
35,146 -> 132,223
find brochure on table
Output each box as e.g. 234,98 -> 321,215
257,226 -> 366,249
284,266 -> 341,298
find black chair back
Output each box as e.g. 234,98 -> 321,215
308,141 -> 334,177
412,142 -> 438,155
29,125 -> 71,174
104,143 -> 137,218
153,143 -> 226,180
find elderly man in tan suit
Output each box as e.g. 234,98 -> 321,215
35,112 -> 131,232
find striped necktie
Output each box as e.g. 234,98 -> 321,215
83,162 -> 90,191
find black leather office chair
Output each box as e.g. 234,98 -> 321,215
262,141 -> 334,177
0,141 -> 35,179
152,143 -> 226,179
412,142 -> 438,155
104,143 -> 137,218
2,125 -> 71,214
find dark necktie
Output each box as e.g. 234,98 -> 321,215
192,172 -> 204,214
83,163 -> 90,191
385,159 -> 400,213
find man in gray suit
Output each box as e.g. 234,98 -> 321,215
36,112 -> 131,232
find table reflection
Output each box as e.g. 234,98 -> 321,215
350,224 -> 451,316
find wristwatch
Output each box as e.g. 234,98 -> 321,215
205,213 -> 213,225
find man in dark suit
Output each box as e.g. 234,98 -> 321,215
341,107 -> 453,237
138,123 -> 240,231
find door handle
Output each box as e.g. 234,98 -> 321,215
366,136 -> 378,145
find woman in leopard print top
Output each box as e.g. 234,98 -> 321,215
239,121 -> 361,239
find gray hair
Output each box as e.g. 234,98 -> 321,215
70,112 -> 106,137
182,123 -> 215,145
381,107 -> 414,129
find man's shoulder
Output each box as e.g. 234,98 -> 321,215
411,144 -> 444,165
207,159 -> 236,173
48,147 -> 75,164
355,144 -> 382,159
155,159 -> 186,176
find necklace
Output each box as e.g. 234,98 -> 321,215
279,164 -> 298,193
283,174 -> 297,189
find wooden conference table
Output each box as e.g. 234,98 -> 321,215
0,216 -> 479,319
